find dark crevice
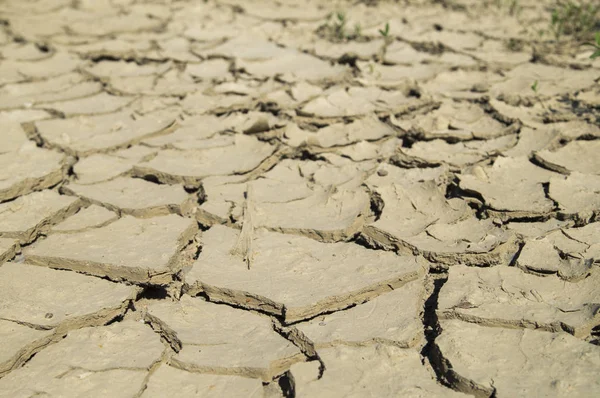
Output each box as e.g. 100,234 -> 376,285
421,276 -> 453,388
368,190 -> 384,222
139,286 -> 169,300
421,275 -> 495,397
507,241 -> 524,267
277,370 -> 296,398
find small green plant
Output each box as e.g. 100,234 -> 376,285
354,23 -> 362,38
333,11 -> 347,40
318,11 -> 363,41
531,80 -> 539,93
530,80 -> 548,110
584,31 -> 600,58
550,1 -> 600,42
508,0 -> 521,16
379,22 -> 390,37
490,0 -> 522,17
505,38 -> 524,51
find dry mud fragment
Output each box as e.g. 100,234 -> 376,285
534,140 -> 600,175
0,238 -> 19,263
0,143 -> 67,202
185,225 -> 426,323
73,145 -> 156,184
300,85 -> 429,118
33,109 -> 176,156
295,278 -> 425,348
0,262 -> 134,330
24,215 -> 198,284
0,321 -> 164,397
134,135 -> 276,186
514,223 -> 600,278
283,116 -> 396,148
291,344 -> 462,397
145,296 -> 302,381
0,190 -> 82,244
0,262 -> 135,377
3,52 -> 81,80
185,59 -> 232,81
62,177 -> 195,218
0,109 -> 51,153
422,70 -> 505,99
490,63 -> 598,98
16,79 -> 104,110
515,230 -> 596,281
42,92 -> 135,117
438,265 -> 600,337
458,156 -> 558,218
197,157 -> 372,240
51,205 -> 117,233
141,365 -> 263,398
436,320 -> 600,397
401,135 -> 517,167
398,101 -> 511,141
144,112 -> 284,149
363,164 -> 517,265
501,125 -> 561,157
0,320 -> 54,378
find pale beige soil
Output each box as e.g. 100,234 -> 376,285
0,0 -> 599,396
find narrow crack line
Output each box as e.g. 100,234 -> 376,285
132,345 -> 173,398
0,317 -> 53,331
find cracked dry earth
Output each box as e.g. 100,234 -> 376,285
0,0 -> 599,397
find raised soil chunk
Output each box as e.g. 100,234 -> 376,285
490,63 -> 598,98
0,262 -> 134,329
43,92 -> 134,116
145,296 -> 302,381
458,156 -> 558,217
366,164 -> 468,238
0,321 -> 164,397
63,177 -> 194,217
0,190 -> 81,243
73,145 -> 156,184
141,365 -> 263,398
438,265 -> 600,338
0,109 -> 50,153
516,234 -> 594,281
0,319 -> 54,378
283,116 -> 396,148
0,144 -> 65,202
51,205 -> 117,233
291,345 -> 464,397
436,320 -> 600,397
406,102 -> 508,141
197,158 -> 372,241
295,278 -> 425,348
300,86 -> 427,118
0,238 -> 19,263
34,109 -> 175,155
535,140 -> 600,175
135,134 -> 275,185
549,172 -> 600,218
25,214 -> 198,284
186,225 -> 426,323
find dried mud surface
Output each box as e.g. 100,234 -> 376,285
0,0 -> 599,396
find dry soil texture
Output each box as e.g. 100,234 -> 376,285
0,0 -> 599,397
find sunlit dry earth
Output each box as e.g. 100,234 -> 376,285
0,0 -> 599,396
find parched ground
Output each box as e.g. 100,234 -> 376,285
0,0 -> 599,396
